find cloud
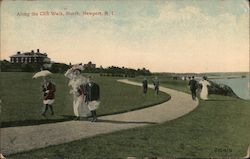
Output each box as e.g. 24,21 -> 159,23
158,4 -> 202,22
1,1 -> 249,72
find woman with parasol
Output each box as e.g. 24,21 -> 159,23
64,64 -> 91,120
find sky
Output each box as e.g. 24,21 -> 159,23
1,0 -> 249,73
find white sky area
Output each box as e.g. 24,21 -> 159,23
1,0 -> 249,73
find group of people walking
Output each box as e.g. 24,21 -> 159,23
188,76 -> 211,100
41,65 -> 100,122
142,75 -> 211,101
41,68 -> 210,122
142,76 -> 160,95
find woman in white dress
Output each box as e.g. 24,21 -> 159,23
64,65 -> 91,119
199,76 -> 211,100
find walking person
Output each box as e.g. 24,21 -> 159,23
153,76 -> 160,95
84,76 -> 100,122
142,78 -> 148,95
41,76 -> 56,116
188,76 -> 198,100
64,65 -> 91,120
199,76 -> 211,100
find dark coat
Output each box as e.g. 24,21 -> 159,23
188,79 -> 198,91
42,82 -> 56,100
142,79 -> 148,88
84,82 -> 100,102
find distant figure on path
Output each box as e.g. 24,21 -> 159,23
188,76 -> 198,100
84,76 -> 100,122
153,76 -> 160,95
142,78 -> 148,94
41,76 -> 56,116
199,76 -> 211,100
64,65 -> 91,120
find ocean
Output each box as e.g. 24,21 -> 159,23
212,76 -> 250,100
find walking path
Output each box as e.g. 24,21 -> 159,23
0,79 -> 199,155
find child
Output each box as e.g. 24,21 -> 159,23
41,76 -> 56,116
84,76 -> 100,122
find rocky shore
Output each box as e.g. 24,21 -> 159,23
206,80 -> 238,98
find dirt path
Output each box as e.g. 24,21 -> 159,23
0,79 -> 198,155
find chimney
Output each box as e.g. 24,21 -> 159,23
17,51 -> 21,54
31,50 -> 34,53
37,49 -> 40,53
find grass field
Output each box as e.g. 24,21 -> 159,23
8,75 -> 250,158
0,72 -> 169,127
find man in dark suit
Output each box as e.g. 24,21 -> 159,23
84,76 -> 100,122
142,78 -> 148,94
188,76 -> 198,100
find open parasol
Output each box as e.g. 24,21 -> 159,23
71,64 -> 84,71
33,70 -> 52,79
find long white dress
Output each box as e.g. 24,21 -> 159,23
199,80 -> 211,100
65,68 -> 91,117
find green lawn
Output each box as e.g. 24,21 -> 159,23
9,76 -> 250,158
0,72 -> 169,127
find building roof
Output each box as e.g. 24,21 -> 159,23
10,52 -> 48,58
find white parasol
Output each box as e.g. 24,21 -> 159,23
71,64 -> 84,71
33,70 -> 52,79
65,64 -> 84,78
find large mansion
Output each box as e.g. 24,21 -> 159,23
10,49 -> 51,64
